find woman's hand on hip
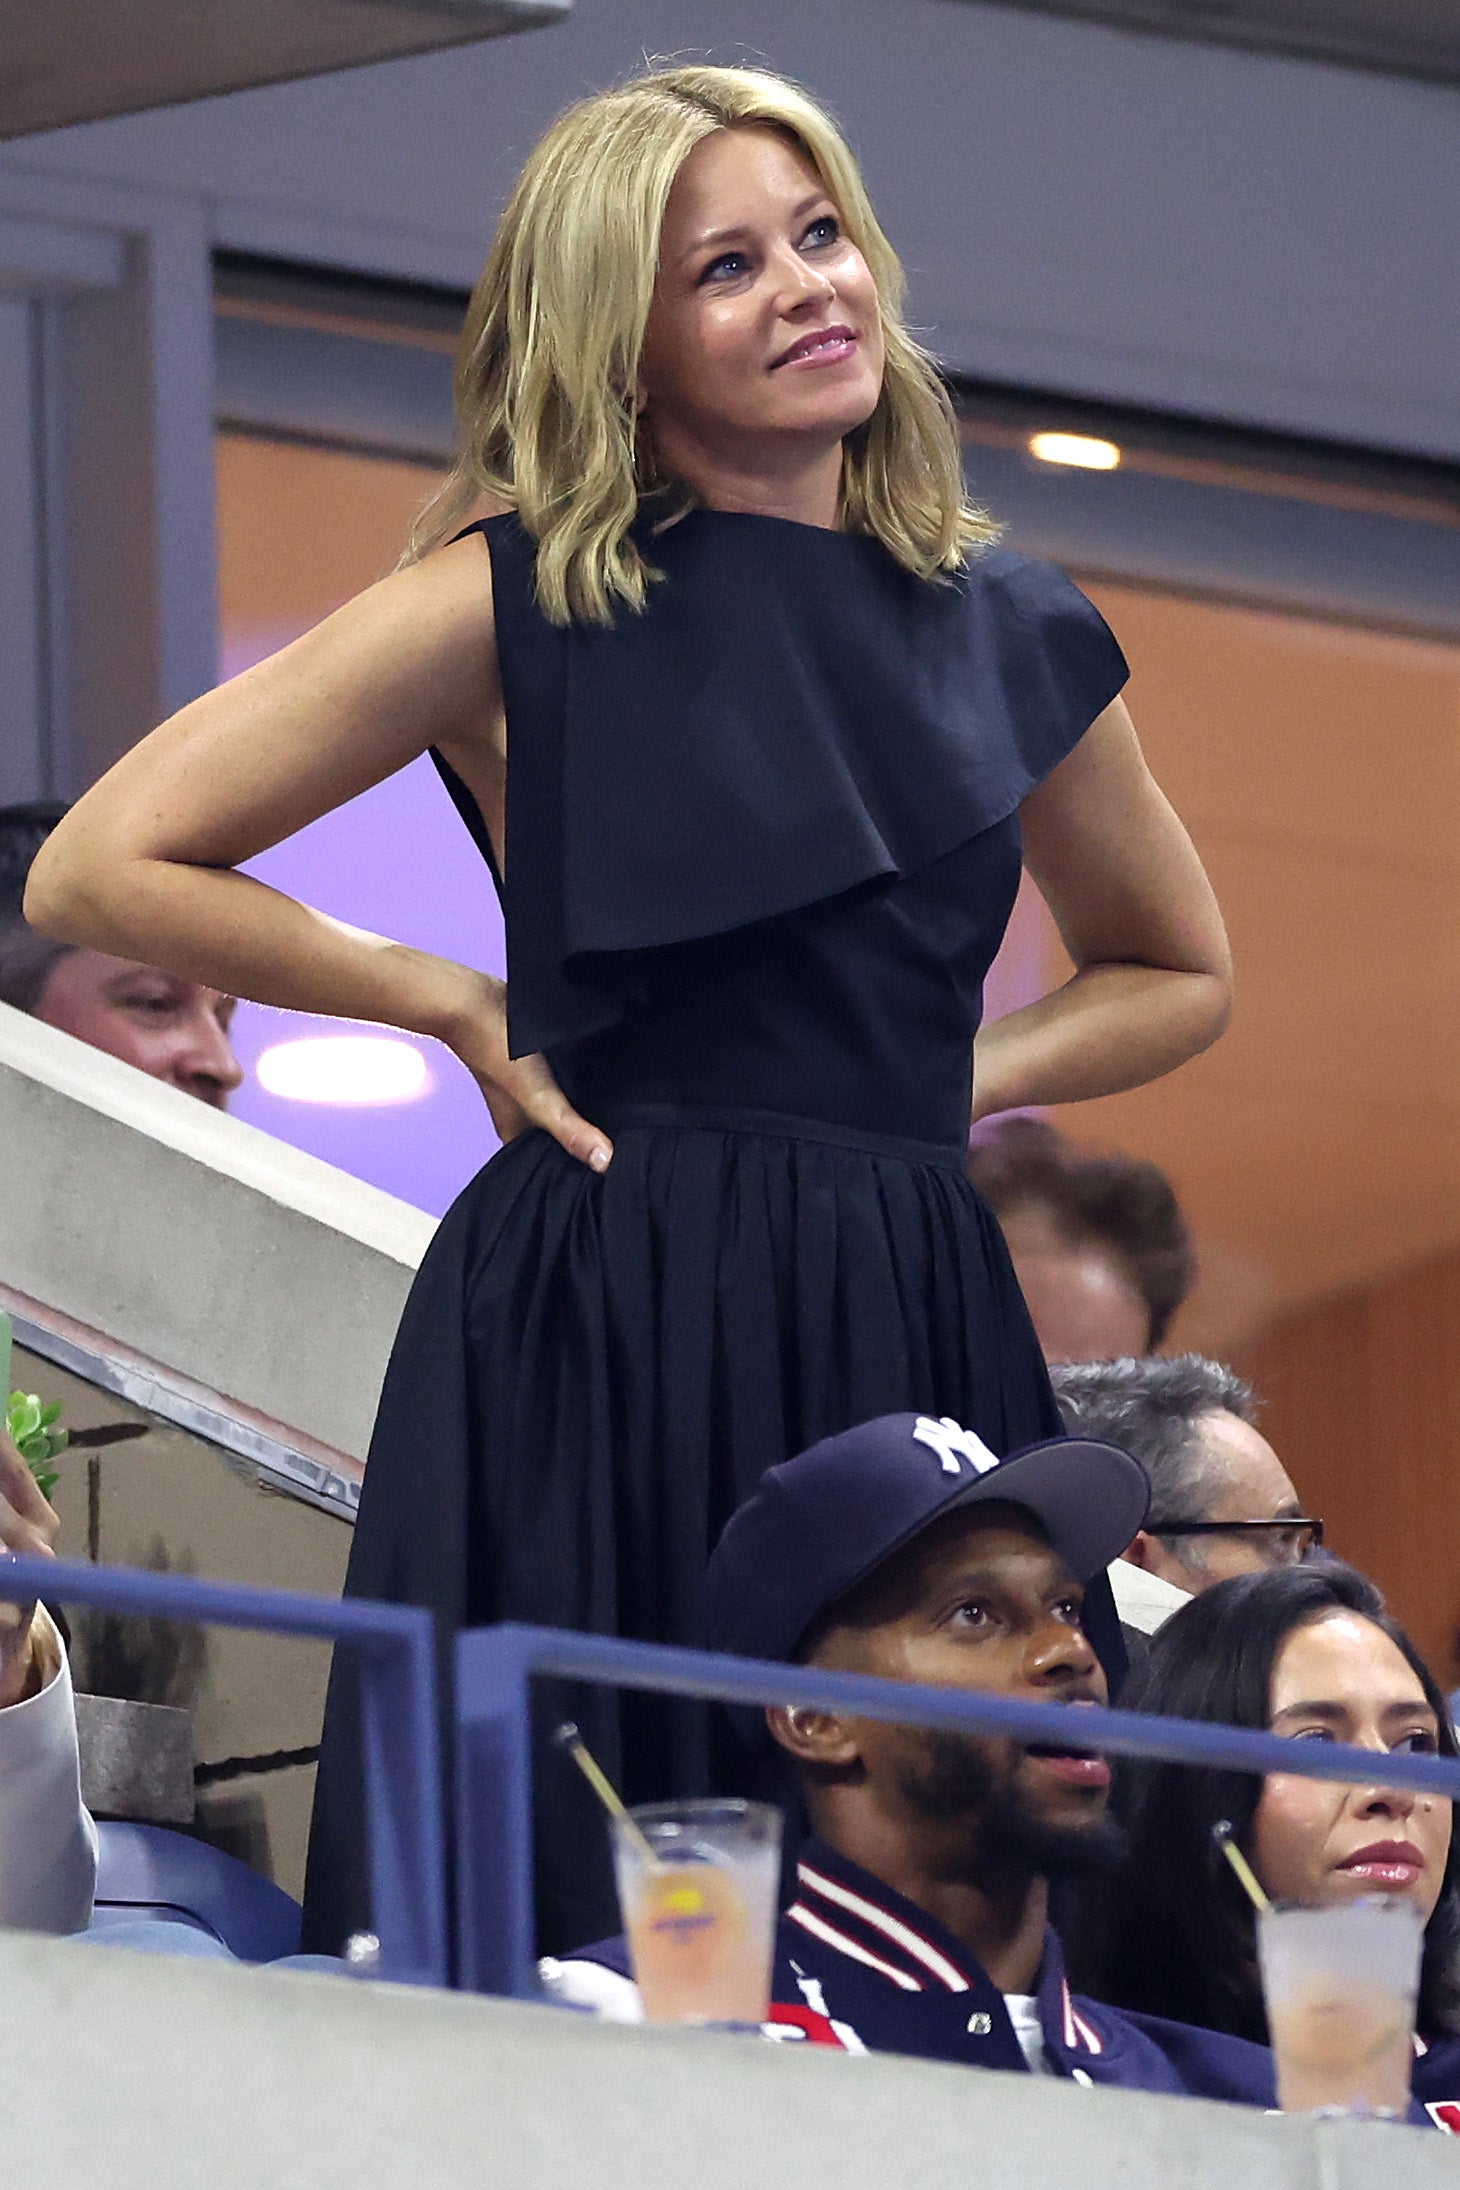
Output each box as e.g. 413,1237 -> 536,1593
442,967 -> 613,1171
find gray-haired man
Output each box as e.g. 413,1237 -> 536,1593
1051,1355 -> 1316,1635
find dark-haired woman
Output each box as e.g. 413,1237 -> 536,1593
1071,1563 -> 1460,2123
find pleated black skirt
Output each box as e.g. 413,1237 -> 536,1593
303,1109 -> 1067,1956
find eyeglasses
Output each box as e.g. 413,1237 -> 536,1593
1151,1517 -> 1324,1566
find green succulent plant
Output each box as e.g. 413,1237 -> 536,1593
0,1311 -> 66,1500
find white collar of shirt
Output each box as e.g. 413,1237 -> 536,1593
1004,1991 -> 1053,2075
1108,1559 -> 1192,1636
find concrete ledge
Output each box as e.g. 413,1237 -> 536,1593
0,1929 -> 1451,2190
0,1002 -> 434,1461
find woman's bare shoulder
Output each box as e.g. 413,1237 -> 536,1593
397,522 -> 496,608
404,529 -> 509,802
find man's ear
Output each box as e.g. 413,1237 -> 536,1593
1122,1531 -> 1157,1572
766,1703 -> 861,1770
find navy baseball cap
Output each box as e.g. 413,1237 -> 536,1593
704,1412 -> 1149,1672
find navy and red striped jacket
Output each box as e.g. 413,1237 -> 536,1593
554,1839 -> 1264,2092
555,1838 -> 1460,2129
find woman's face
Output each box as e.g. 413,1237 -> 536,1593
639,126 -> 885,489
1250,1609 -> 1452,1924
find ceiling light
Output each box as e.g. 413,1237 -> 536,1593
256,1035 -> 432,1107
1028,431 -> 1122,471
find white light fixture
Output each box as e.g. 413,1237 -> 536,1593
256,1035 -> 432,1107
1028,431 -> 1122,471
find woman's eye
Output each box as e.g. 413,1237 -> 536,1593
701,251 -> 749,284
1288,1726 -> 1336,1743
1398,1730 -> 1439,1754
952,1601 -> 991,1630
1054,1597 -> 1084,1627
803,215 -> 840,248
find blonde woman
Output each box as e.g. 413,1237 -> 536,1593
28,65 -> 1231,1952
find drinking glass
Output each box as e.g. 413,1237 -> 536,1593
612,1797 -> 782,2028
1257,1895 -> 1423,2116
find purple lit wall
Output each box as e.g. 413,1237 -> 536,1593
228,756 -> 505,1216
229,759 -> 505,1214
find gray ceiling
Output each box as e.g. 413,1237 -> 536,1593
950,0 -> 1460,84
0,0 -> 569,140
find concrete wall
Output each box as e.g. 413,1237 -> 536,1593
0,1003 -> 437,1890
4,1928 -> 1455,2190
0,1001 -> 433,1460
4,0 -> 1458,462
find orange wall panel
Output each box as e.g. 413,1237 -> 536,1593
1238,1246 -> 1460,1677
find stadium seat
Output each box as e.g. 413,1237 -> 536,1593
91,1820 -> 303,1963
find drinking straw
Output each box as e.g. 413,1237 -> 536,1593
1214,1819 -> 1273,1913
553,1721 -> 659,1865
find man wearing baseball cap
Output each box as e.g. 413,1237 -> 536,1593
547,1412 -> 1272,2100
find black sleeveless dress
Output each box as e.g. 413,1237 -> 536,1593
303,508 -> 1130,1956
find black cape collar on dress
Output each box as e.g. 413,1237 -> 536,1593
434,507 -> 1127,1059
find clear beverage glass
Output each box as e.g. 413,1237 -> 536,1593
1257,1895 -> 1423,2116
611,1797 -> 782,2028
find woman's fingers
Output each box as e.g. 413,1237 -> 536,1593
0,1525 -> 44,1640
444,972 -> 613,1169
480,1086 -> 531,1146
0,1436 -> 56,1695
500,1053 -> 614,1171
0,1508 -> 55,1562
0,1431 -> 60,1553
528,1087 -> 614,1172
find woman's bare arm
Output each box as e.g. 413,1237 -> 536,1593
25,533 -> 612,1168
972,698 -> 1232,1121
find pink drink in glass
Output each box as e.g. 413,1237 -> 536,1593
613,1799 -> 781,2027
1258,1896 -> 1422,2116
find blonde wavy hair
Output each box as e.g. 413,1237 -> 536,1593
410,63 -> 996,624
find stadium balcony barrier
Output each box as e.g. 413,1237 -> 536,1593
0,1552 -> 445,1985
6,1553 -> 1460,2003
455,1623 -> 1460,1998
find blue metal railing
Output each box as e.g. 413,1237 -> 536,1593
455,1622 -> 1460,2000
7,1557 -> 1459,2001
0,1552 -> 446,1987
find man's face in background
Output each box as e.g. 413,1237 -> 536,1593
997,1203 -> 1152,1363
36,950 -> 243,1109
1136,1409 -> 1306,1592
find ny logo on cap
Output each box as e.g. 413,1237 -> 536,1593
912,1416 -> 1001,1478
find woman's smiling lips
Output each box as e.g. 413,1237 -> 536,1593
771,324 -> 858,369
1338,1839 -> 1425,1889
